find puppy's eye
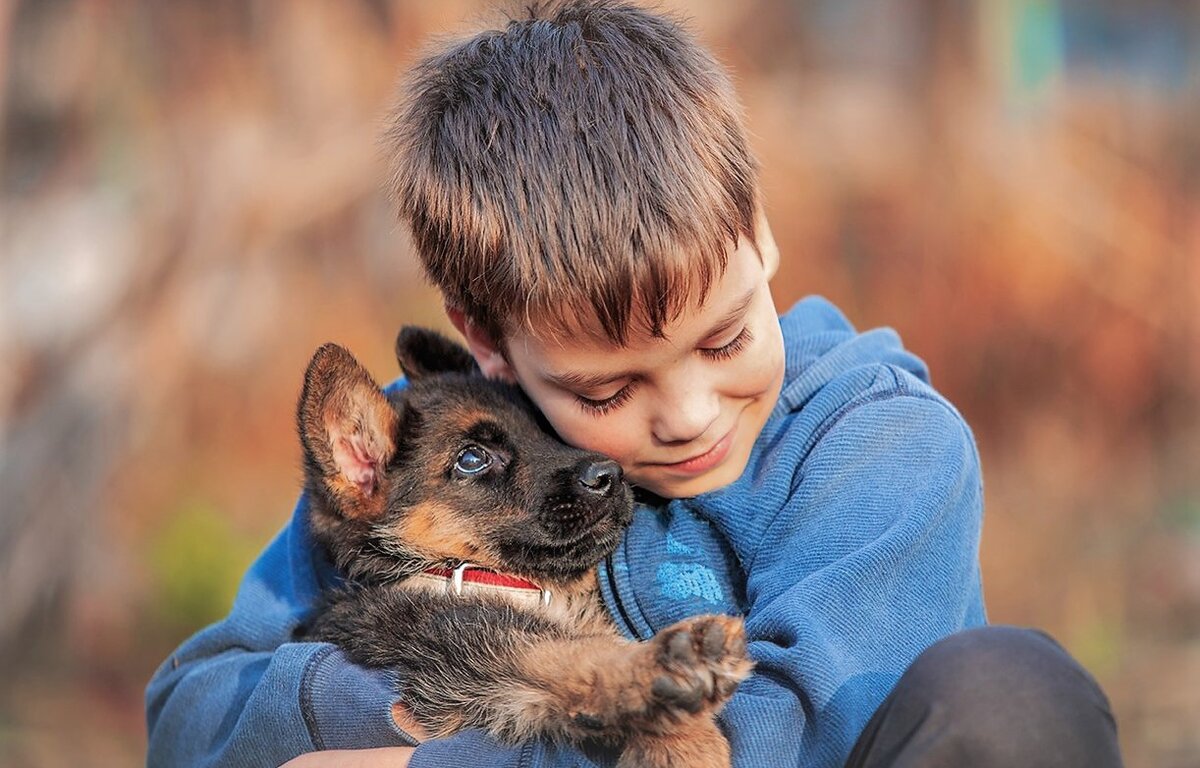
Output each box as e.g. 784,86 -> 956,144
454,446 -> 492,475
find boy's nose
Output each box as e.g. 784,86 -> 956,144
651,383 -> 720,445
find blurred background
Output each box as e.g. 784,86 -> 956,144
0,0 -> 1196,765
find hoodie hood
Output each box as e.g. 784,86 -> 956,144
774,296 -> 930,415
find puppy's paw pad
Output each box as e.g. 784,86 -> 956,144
651,616 -> 752,710
649,673 -> 706,713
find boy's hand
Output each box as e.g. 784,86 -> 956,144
275,706 -> 426,767
278,747 -> 415,768
392,701 -> 430,741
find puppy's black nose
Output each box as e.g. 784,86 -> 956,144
579,460 -> 622,496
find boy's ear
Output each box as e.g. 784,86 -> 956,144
445,307 -> 517,383
755,206 -> 780,280
298,344 -> 399,521
394,326 -> 479,380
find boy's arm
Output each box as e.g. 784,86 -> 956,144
145,495 -> 419,766
717,390 -> 986,767
144,493 -> 610,768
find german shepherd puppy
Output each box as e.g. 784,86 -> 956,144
296,328 -> 751,768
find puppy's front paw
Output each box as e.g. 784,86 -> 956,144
646,615 -> 752,716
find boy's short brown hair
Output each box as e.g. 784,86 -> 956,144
387,0 -> 759,345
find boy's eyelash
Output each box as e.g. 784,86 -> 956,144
575,385 -> 635,417
700,326 -> 752,361
572,328 -> 751,415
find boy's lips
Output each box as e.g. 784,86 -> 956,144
649,428 -> 735,476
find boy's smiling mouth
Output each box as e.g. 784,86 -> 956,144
648,425 -> 736,476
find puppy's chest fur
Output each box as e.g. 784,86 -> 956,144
305,567 -> 630,740
309,569 -> 619,672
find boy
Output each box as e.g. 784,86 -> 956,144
145,2 -> 1122,766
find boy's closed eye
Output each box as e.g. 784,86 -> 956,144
575,383 -> 637,416
699,325 -> 753,361
556,370 -> 637,416
572,325 -> 754,417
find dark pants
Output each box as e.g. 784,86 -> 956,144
845,626 -> 1123,767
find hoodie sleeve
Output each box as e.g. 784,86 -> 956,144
145,495 -> 420,767
144,493 -> 612,768
716,386 -> 987,767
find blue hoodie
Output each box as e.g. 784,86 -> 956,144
145,296 -> 986,768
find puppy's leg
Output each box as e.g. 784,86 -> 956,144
312,587 -> 749,763
499,614 -> 751,765
620,718 -> 731,768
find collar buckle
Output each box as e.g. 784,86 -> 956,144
449,562 -> 474,597
447,563 -> 552,607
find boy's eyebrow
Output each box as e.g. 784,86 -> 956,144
703,288 -> 757,340
546,287 -> 758,392
547,368 -> 635,392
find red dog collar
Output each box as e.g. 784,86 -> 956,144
420,563 -> 552,607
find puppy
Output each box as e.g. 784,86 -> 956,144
296,328 -> 751,768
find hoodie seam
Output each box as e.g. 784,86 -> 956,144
299,644 -> 338,751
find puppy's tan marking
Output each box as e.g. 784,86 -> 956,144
449,408 -> 495,435
396,500 -> 484,563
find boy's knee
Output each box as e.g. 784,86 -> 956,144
906,626 -> 1097,700
891,626 -> 1122,766
864,628 -> 1123,763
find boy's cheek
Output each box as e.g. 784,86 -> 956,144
556,415 -> 639,467
525,391 -> 632,458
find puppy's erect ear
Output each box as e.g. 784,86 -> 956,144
298,344 -> 399,521
394,326 -> 478,381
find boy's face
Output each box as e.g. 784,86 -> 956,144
454,233 -> 785,499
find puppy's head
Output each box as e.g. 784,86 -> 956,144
298,328 -> 633,587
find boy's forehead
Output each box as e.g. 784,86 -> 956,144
515,283 -> 716,354
510,237 -> 765,359
519,302 -> 686,351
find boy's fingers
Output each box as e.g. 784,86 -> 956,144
392,701 -> 431,742
278,747 -> 416,768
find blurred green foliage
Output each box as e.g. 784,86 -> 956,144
147,500 -> 259,633
1163,494 -> 1200,535
1071,619 -> 1125,679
